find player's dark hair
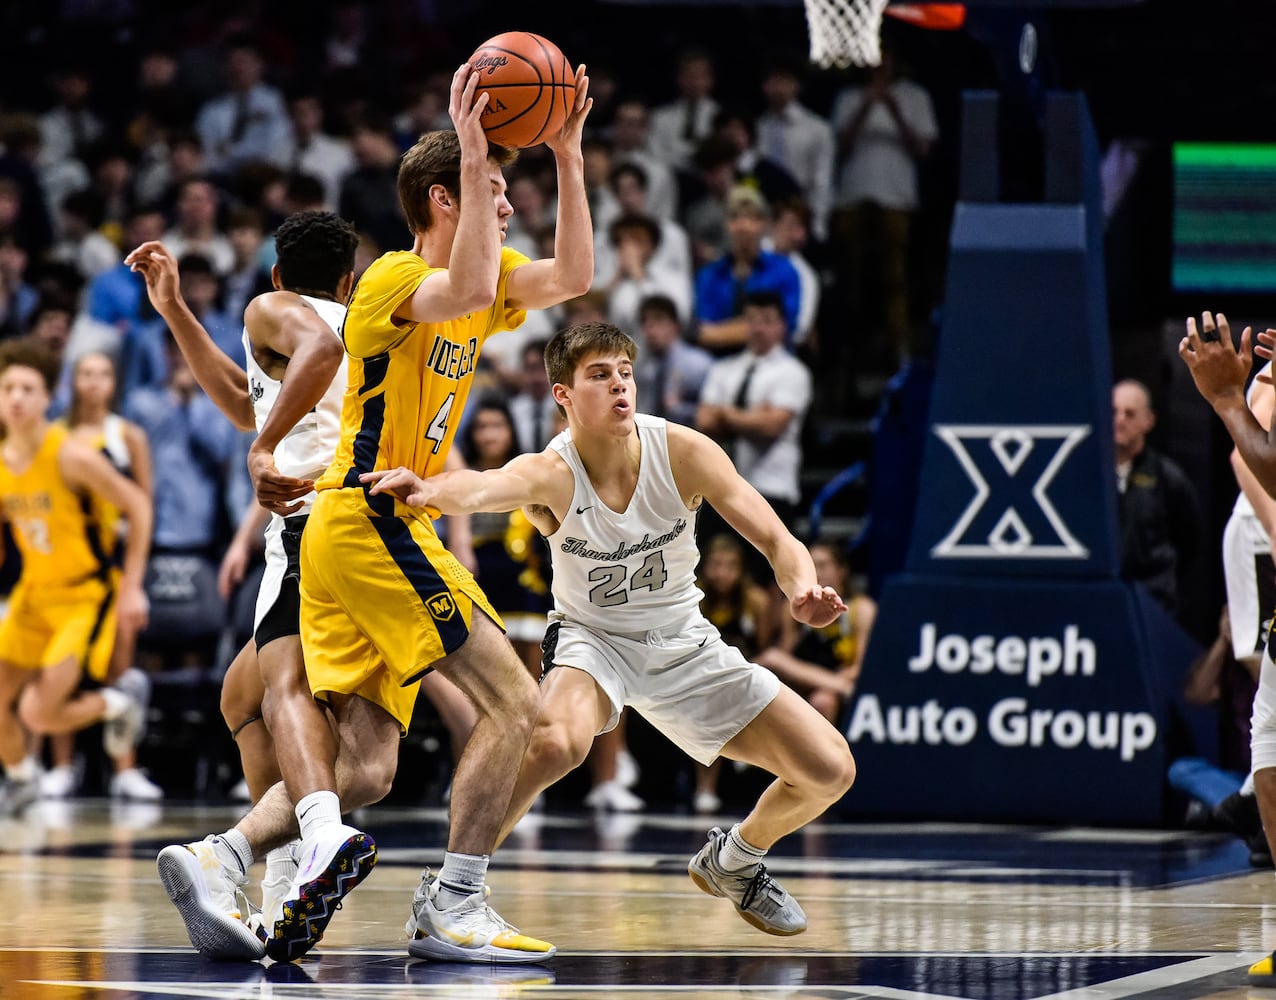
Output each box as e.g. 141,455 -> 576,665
398,130 -> 517,235
544,322 -> 637,393
0,337 -> 62,393
743,290 -> 785,315
274,210 -> 358,295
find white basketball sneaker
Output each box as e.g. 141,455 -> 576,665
688,827 -> 807,936
405,870 -> 556,964
157,837 -> 265,960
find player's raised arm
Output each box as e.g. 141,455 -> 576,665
125,240 -> 255,431
359,451 -> 571,516
395,65 -> 506,325
1180,311 -> 1276,497
666,423 -> 845,628
505,64 -> 594,311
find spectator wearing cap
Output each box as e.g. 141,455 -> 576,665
693,185 -> 801,355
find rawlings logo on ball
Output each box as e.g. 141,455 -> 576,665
473,54 -> 509,75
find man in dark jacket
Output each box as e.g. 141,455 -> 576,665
1113,378 -> 1203,620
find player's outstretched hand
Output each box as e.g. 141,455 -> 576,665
790,585 -> 847,629
125,240 -> 181,312
449,61 -> 489,158
1255,330 -> 1276,383
361,467 -> 432,508
544,64 -> 591,156
1179,311 -> 1252,407
248,447 -> 312,515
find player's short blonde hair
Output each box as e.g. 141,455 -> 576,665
398,130 -> 517,235
544,322 -> 638,395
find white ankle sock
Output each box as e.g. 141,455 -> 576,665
265,842 -> 299,878
718,823 -> 767,872
212,830 -> 253,875
435,851 -> 489,908
296,790 -> 342,841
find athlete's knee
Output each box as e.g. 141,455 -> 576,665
526,717 -> 592,782
220,683 -> 263,734
17,689 -> 56,734
339,746 -> 398,810
800,739 -> 857,802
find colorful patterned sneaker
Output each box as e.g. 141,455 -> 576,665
256,823 -> 376,963
405,870 -> 556,964
687,827 -> 807,936
157,837 -> 265,960
1250,952 -> 1276,985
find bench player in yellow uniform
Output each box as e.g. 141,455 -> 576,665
0,338 -> 152,813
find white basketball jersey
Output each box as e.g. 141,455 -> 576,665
1233,360 -> 1274,519
243,295 -> 347,513
547,414 -> 702,631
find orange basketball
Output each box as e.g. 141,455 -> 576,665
467,31 -> 575,149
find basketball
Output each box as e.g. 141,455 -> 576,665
467,31 -> 575,149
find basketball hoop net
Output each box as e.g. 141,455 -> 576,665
804,0 -> 891,68
805,0 -> 968,68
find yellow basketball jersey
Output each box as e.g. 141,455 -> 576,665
0,423 -> 111,587
58,415 -> 132,560
317,247 -> 530,501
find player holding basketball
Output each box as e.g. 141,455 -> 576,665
0,339 -> 152,814
158,59 -> 594,964
1180,312 -> 1276,986
363,321 -> 856,938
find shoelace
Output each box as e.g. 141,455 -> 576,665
738,864 -> 777,912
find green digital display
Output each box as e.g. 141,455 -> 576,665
1173,142 -> 1276,292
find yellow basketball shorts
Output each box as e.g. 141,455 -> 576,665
0,577 -> 117,682
299,488 -> 504,734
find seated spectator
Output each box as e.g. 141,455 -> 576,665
758,541 -> 876,724
696,290 -> 812,586
603,214 -> 692,337
596,161 -> 693,294
766,198 -> 821,350
633,294 -> 713,425
508,339 -> 560,455
162,177 -> 235,277
682,136 -> 738,266
221,208 -> 274,323
712,106 -> 804,210
84,205 -> 166,371
194,37 -> 290,177
694,186 -> 801,354
123,332 -> 244,562
649,48 -> 720,172
50,190 -> 119,281
276,89 -> 354,211
609,99 -> 678,220
340,112 -> 408,254
0,236 -> 38,339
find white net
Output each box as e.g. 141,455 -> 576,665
804,0 -> 891,68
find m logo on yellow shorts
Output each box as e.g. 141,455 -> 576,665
426,592 -> 456,622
